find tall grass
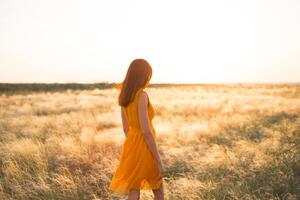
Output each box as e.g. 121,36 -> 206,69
0,84 -> 299,199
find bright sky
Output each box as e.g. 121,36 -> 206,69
0,0 -> 299,83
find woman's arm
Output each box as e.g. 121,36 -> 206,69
138,91 -> 163,177
121,107 -> 128,137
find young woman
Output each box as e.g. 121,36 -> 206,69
109,59 -> 164,200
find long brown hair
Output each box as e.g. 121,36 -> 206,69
118,59 -> 152,107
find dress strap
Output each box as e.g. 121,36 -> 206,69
135,87 -> 144,101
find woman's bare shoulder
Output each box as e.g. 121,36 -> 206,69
138,90 -> 149,104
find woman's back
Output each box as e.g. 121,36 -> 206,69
122,88 -> 156,137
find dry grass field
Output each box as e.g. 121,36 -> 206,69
0,84 -> 299,200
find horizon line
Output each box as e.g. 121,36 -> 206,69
0,82 -> 299,85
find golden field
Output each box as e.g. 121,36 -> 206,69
0,84 -> 299,200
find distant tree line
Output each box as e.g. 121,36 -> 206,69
0,82 -> 298,94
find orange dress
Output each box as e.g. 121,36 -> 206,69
109,88 -> 162,194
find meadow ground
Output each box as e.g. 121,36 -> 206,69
0,84 -> 299,200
